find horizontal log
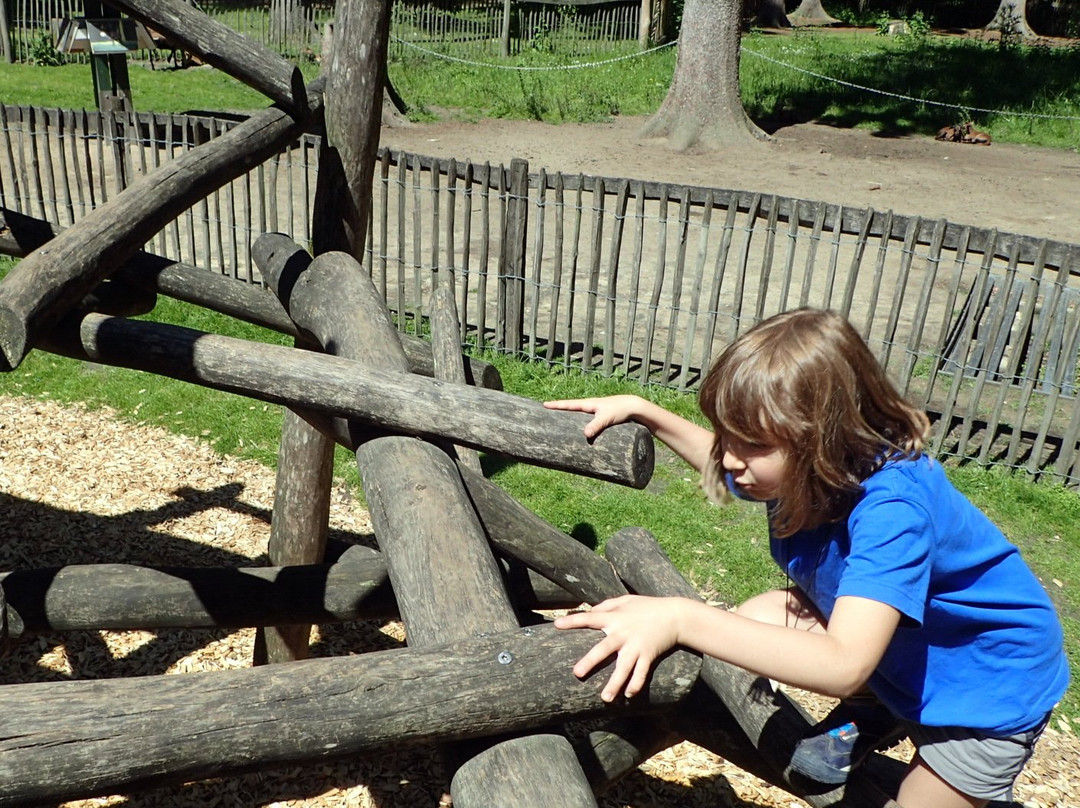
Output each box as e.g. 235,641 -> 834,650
0,623 -> 699,804
43,313 -> 653,487
0,544 -> 584,635
0,209 -> 502,390
0,85 -> 323,372
104,0 -> 307,113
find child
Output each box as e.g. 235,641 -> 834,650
545,308 -> 1068,808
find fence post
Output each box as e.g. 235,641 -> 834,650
499,157 -> 528,353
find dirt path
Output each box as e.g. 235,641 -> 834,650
381,116 -> 1080,246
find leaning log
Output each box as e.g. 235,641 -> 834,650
42,312 -> 654,488
458,462 -> 628,604
0,208 -> 501,389
0,623 -> 701,805
0,83 -> 323,372
604,526 -> 904,808
102,0 -> 307,113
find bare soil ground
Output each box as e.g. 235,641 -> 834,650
2,118 -> 1079,807
380,116 -> 1080,246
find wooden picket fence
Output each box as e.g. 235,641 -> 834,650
2,101 -> 1080,485
1,0 -> 650,64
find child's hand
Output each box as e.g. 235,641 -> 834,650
543,395 -> 645,440
554,595 -> 683,702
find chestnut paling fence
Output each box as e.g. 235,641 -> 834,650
2,101 -> 1080,485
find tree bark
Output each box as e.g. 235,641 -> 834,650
984,0 -> 1038,38
787,0 -> 840,26
640,0 -> 768,151
0,624 -> 699,804
752,0 -> 791,29
42,312 -> 655,488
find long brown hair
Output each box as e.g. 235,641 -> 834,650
698,308 -> 930,537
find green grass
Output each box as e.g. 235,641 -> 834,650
386,27 -> 1080,147
4,27 -> 1077,147
2,256 -> 1078,723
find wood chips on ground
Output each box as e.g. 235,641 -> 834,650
0,394 -> 1077,807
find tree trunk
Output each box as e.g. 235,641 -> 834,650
787,0 -> 840,26
753,0 -> 791,29
984,0 -> 1038,38
640,0 -> 768,151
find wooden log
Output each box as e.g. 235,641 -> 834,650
309,0 -> 390,256
342,244 -> 595,807
0,546 -> 586,635
255,242 -> 408,662
102,0 -> 307,114
432,280 -> 483,472
41,313 -> 654,488
604,526 -> 904,807
0,623 -> 699,805
254,404 -> 335,664
570,716 -> 680,793
457,461 -> 627,604
0,210 -> 501,388
0,84 -> 323,372
357,436 -> 600,807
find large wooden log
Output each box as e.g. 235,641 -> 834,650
432,280 -> 483,472
100,0 -> 307,113
457,462 -> 627,604
254,403 -> 335,663
0,85 -> 323,372
604,526 -> 904,807
0,545 -> 392,632
310,0 -> 390,257
0,209 -> 502,389
42,312 -> 654,488
255,243 -> 409,662
357,435 -> 600,807
0,543 -> 586,636
0,623 -> 700,805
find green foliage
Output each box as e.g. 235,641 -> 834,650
27,30 -> 65,67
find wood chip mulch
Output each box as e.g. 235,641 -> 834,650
0,394 -> 1076,807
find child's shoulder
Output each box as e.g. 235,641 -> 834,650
862,454 -> 948,503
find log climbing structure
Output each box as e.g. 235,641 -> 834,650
0,0 -> 1013,805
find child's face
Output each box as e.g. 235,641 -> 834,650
720,434 -> 787,501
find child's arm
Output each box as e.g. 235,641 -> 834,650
554,594 -> 901,702
544,395 -> 714,473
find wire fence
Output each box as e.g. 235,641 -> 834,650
2,101 -> 1080,485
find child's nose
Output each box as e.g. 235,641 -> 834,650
722,450 -> 745,471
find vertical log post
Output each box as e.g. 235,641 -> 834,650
346,251 -> 597,805
252,237 -> 403,663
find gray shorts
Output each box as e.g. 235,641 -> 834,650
905,714 -> 1050,801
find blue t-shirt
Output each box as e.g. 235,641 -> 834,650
767,455 -> 1069,735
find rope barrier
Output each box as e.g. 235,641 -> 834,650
391,35 -> 676,70
391,34 -> 1080,122
741,45 -> 1080,121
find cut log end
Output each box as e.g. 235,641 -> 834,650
0,306 -> 28,372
